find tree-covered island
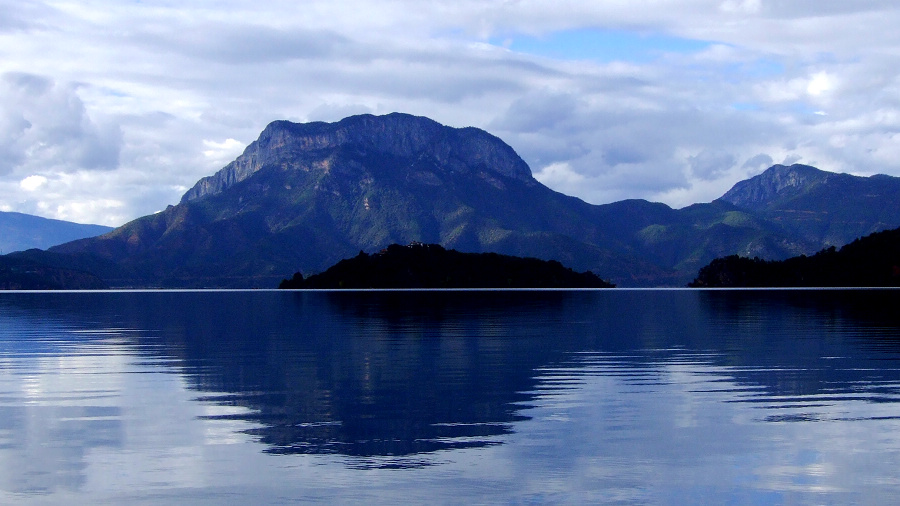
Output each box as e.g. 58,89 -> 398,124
280,243 -> 615,289
689,226 -> 900,287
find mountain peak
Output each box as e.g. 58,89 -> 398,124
181,113 -> 534,203
47,114 -> 900,289
718,164 -> 828,210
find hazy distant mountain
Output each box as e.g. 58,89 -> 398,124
46,114 -> 900,287
0,211 -> 112,254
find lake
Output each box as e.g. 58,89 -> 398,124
1,289 -> 900,504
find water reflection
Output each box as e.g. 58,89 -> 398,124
130,291 -> 579,462
696,289 -> 900,410
1,290 -> 900,502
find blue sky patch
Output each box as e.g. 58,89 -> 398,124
730,102 -> 761,112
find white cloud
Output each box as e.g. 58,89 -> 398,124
202,138 -> 245,167
2,1 -> 900,224
534,161 -> 585,185
806,72 -> 834,97
19,175 -> 47,192
53,198 -> 125,225
719,0 -> 762,14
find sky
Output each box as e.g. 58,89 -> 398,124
3,1 -> 900,226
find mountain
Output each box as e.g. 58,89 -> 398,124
689,226 -> 900,287
47,114 -> 900,288
0,211 -> 112,253
279,242 -> 614,289
719,164 -> 900,247
0,250 -> 108,290
51,113 -> 659,287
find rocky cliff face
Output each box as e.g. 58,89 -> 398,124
719,163 -> 900,247
181,113 -> 535,203
719,164 -> 828,210
55,112 -> 627,287
48,113 -> 900,288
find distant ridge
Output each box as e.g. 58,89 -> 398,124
0,211 -> 112,253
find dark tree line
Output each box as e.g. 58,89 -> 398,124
690,227 -> 900,287
280,243 -> 614,289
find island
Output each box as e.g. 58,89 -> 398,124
689,226 -> 900,287
279,243 -> 615,289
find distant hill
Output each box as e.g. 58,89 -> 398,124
280,243 -> 614,289
43,114 -> 900,288
0,211 -> 112,253
689,226 -> 900,287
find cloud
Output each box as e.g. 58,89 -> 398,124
3,2 -> 900,223
533,161 -> 585,186
308,103 -> 375,123
202,138 -> 245,167
688,150 -> 736,181
0,1 -> 56,33
488,80 -> 787,204
19,175 -> 47,192
0,73 -> 122,175
135,22 -> 358,65
719,0 -> 762,14
742,153 -> 774,172
490,92 -> 579,133
782,154 -> 803,166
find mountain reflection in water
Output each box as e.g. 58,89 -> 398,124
126,291 -> 579,463
2,289 -> 900,502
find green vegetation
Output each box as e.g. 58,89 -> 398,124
280,243 -> 614,289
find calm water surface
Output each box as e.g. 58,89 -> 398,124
1,289 -> 900,504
